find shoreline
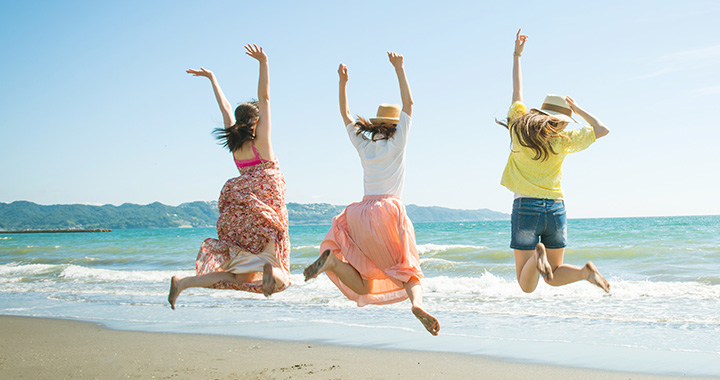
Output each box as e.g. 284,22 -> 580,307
1,315 -> 714,380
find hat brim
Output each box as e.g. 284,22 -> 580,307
369,117 -> 399,124
532,108 -> 576,123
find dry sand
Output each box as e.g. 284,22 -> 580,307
0,315 -> 713,380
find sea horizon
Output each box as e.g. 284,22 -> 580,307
4,198 -> 720,215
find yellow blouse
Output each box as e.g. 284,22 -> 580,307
500,101 -> 596,199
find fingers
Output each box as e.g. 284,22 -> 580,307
338,63 -> 349,81
387,51 -> 404,68
186,67 -> 211,76
244,44 -> 262,55
515,28 -> 528,45
244,44 -> 267,62
565,96 -> 578,110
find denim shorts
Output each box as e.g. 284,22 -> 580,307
510,198 -> 567,250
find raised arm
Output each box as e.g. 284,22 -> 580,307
512,29 -> 528,104
186,67 -> 234,128
244,44 -> 274,157
338,64 -> 354,126
388,52 -> 413,117
566,97 -> 610,139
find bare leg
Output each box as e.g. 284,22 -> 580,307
303,249 -> 331,281
405,277 -> 440,336
544,248 -> 610,293
262,264 -> 275,297
514,249 -> 540,293
168,271 -> 245,310
535,243 -> 553,282
304,250 -> 371,295
259,241 -> 287,297
584,262 -> 610,293
262,263 -> 290,298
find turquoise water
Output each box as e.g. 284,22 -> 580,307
1,216 -> 719,376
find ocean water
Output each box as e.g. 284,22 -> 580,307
1,216 -> 719,377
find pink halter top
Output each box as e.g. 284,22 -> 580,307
234,143 -> 267,168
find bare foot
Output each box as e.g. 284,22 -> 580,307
262,263 -> 277,297
585,262 -> 610,293
412,306 -> 440,336
535,242 -> 553,282
168,276 -> 181,310
303,249 -> 331,282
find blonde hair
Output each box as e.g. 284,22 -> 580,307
497,109 -> 569,161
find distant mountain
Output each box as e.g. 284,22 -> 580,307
0,201 -> 508,230
0,201 -> 219,230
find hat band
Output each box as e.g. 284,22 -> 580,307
541,103 -> 572,118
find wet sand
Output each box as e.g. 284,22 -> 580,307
0,315 -> 713,380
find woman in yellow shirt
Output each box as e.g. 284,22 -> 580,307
498,29 -> 610,294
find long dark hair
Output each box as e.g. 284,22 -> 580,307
212,101 -> 259,152
354,116 -> 397,141
496,109 -> 569,161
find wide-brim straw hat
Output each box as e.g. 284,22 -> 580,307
369,104 -> 401,124
532,94 -> 576,123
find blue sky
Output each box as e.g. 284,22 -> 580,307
1,0 -> 719,218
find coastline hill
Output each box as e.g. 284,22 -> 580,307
0,201 -> 508,230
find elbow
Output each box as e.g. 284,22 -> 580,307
258,94 -> 270,104
596,127 -> 610,139
403,98 -> 414,112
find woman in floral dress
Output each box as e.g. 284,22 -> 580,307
168,44 -> 290,308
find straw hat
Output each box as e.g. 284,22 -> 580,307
369,104 -> 401,124
532,94 -> 576,123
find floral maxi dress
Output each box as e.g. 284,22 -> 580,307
195,158 -> 290,294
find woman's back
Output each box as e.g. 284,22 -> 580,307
347,111 -> 412,198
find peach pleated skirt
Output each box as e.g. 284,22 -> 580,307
319,194 -> 423,306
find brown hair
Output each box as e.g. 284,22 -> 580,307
212,101 -> 259,152
497,109 -> 569,161
354,116 -> 397,141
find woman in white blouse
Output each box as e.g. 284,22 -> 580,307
303,52 -> 440,336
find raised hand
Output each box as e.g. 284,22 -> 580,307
244,44 -> 268,63
565,96 -> 610,138
565,96 -> 579,113
515,28 -> 528,56
338,63 -> 353,125
186,67 -> 214,79
338,63 -> 349,82
388,51 -> 404,69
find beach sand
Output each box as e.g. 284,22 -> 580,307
0,315 -> 713,380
